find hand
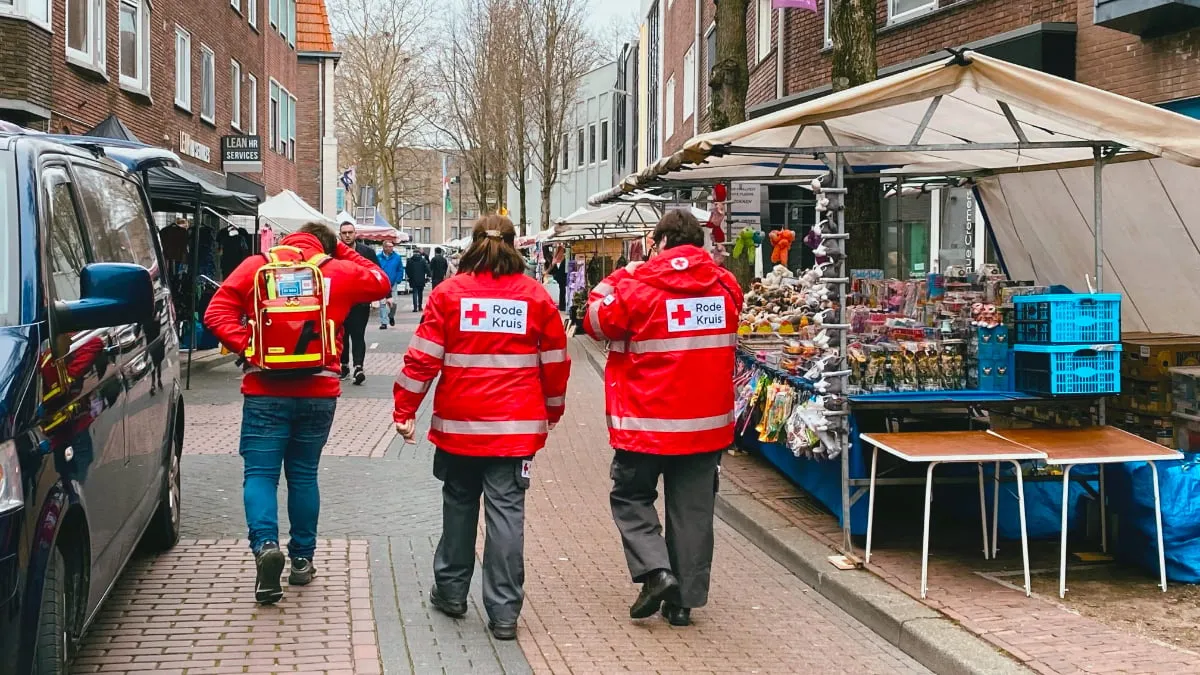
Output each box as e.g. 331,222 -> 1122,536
395,419 -> 416,444
625,261 -> 644,274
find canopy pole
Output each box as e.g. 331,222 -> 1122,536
830,154 -> 855,559
1093,147 -> 1105,292
253,214 -> 261,254
186,200 -> 202,390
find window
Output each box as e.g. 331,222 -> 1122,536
588,123 -> 596,164
288,0 -> 296,46
270,0 -> 278,28
231,0 -> 238,11
74,165 -> 160,276
424,205 -> 432,220
270,80 -> 296,159
682,43 -> 695,121
561,133 -> 569,171
248,0 -> 257,28
66,0 -> 105,72
664,76 -> 676,139
0,0 -> 51,30
824,0 -> 832,48
200,45 -> 216,124
600,120 -> 609,163
247,74 -> 258,134
424,228 -> 431,243
889,0 -> 935,23
288,93 -> 296,158
119,0 -> 151,93
43,167 -> 88,303
231,60 -> 242,129
576,128 -> 584,168
756,0 -> 772,63
174,27 -> 191,110
270,81 -> 280,149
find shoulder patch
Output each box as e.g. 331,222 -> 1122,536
670,257 -> 689,271
603,294 -> 616,306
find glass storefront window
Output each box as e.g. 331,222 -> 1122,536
881,188 -> 931,280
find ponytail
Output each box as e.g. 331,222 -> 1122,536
457,215 -> 526,277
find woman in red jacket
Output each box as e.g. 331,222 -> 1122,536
394,215 -> 571,641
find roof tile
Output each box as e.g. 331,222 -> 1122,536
296,0 -> 335,53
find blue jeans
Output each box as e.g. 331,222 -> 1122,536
239,396 -> 337,559
379,284 -> 398,325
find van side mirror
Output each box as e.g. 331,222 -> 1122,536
54,263 -> 154,333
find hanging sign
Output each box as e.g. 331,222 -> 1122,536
221,135 -> 262,173
178,131 -> 212,163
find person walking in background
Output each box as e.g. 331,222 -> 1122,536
406,249 -> 430,312
376,240 -> 405,329
549,255 -> 568,311
339,217 -> 381,385
430,247 -> 449,287
583,209 -> 742,627
205,223 -> 391,605
394,215 -> 571,641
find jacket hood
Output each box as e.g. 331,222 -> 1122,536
634,245 -> 726,294
278,232 -> 330,257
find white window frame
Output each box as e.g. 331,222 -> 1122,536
66,0 -> 106,74
174,27 -> 192,111
888,0 -> 936,24
704,22 -> 716,110
247,0 -> 257,28
560,133 -> 569,171
269,80 -> 280,150
270,0 -> 278,28
247,74 -> 258,134
230,60 -> 242,130
755,0 -> 772,63
682,43 -> 695,121
231,0 -> 239,11
600,120 -> 609,163
288,0 -> 296,46
588,123 -> 596,165
0,0 -> 51,31
200,44 -> 216,124
288,92 -> 297,159
118,0 -> 151,95
664,76 -> 676,139
824,0 -> 832,48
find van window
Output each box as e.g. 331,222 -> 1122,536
0,152 -> 15,324
72,164 -> 160,280
43,167 -> 89,304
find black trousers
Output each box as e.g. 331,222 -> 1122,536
609,449 -> 722,608
557,281 -> 568,311
412,284 -> 425,311
340,304 -> 370,368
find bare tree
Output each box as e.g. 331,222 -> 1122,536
330,0 -> 433,225
525,0 -> 595,233
594,9 -> 640,63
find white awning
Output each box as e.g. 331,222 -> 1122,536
548,203 -> 710,242
258,189 -> 334,233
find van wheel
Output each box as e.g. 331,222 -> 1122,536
143,441 -> 182,552
34,548 -> 69,675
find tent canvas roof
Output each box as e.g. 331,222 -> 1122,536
593,51 -> 1200,203
549,202 -> 709,241
259,189 -> 334,233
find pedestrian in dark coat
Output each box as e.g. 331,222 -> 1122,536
406,251 -> 430,312
430,247 -> 449,287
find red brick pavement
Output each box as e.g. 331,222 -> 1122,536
75,539 -> 380,675
515,342 -> 930,674
184,398 -> 394,458
719,451 -> 1200,674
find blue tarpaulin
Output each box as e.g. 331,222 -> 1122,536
1107,455 -> 1200,583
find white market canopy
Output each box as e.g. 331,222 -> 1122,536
259,189 -> 334,234
549,202 -> 710,242
591,51 -> 1200,203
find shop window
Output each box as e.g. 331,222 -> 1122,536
755,0 -> 771,63
881,187 -> 932,280
683,43 -> 695,120
0,0 -> 51,30
67,0 -> 105,73
174,27 -> 191,111
888,0 -> 936,24
119,0 -> 151,94
247,74 -> 258,134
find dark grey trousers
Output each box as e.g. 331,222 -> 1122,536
432,450 -> 531,624
609,449 -> 722,608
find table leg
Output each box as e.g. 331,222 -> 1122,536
992,460 -> 1000,559
1150,461 -> 1168,593
921,461 -> 940,599
978,463 -> 990,560
1099,464 -> 1108,554
1009,459 -> 1031,598
1059,464 -> 1075,599
866,445 -> 879,565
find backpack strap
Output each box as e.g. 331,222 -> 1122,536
307,253 -> 331,267
263,245 -> 305,264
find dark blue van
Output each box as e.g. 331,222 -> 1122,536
0,131 -> 184,674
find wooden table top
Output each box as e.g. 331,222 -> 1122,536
859,431 -> 1047,463
989,427 -> 1185,464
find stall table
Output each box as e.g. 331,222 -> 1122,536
988,427 -> 1184,598
859,431 -> 1045,598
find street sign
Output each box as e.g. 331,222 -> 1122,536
221,135 -> 262,173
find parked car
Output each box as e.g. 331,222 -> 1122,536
0,131 -> 185,674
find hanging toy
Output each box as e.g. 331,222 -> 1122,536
803,227 -> 823,250
768,229 -> 795,265
704,203 -> 727,244
732,228 -> 757,261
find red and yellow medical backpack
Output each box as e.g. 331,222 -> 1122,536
243,245 -> 337,374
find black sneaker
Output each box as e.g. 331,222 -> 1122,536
254,542 -> 285,604
289,558 -> 316,586
340,365 -> 350,380
353,367 -> 366,386
389,316 -> 396,326
380,324 -> 388,330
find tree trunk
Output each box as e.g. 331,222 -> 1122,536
709,0 -> 749,132
831,0 -> 882,270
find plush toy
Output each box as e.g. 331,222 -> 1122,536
732,228 -> 757,261
769,229 -> 796,264
704,203 -> 727,244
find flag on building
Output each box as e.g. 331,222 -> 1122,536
442,154 -> 453,213
772,0 -> 817,9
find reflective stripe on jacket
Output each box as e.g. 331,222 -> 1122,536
583,246 -> 743,456
393,271 -> 571,457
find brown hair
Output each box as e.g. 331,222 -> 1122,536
652,209 -> 705,251
299,222 -> 338,256
457,215 -> 526,277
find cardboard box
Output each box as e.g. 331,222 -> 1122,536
1121,334 -> 1200,381
1107,379 -> 1175,415
1174,412 -> 1200,452
1170,366 -> 1200,416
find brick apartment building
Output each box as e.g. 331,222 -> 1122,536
0,0 -> 337,208
382,147 -> 479,245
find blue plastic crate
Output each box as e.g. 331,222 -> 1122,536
1013,344 -> 1122,396
1013,293 -> 1121,345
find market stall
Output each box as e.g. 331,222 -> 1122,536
591,49 -> 1200,577
259,190 -> 334,234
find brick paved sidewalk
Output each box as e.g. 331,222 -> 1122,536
184,398 -> 394,458
719,451 -> 1200,675
76,539 -> 380,675
515,342 -> 931,674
